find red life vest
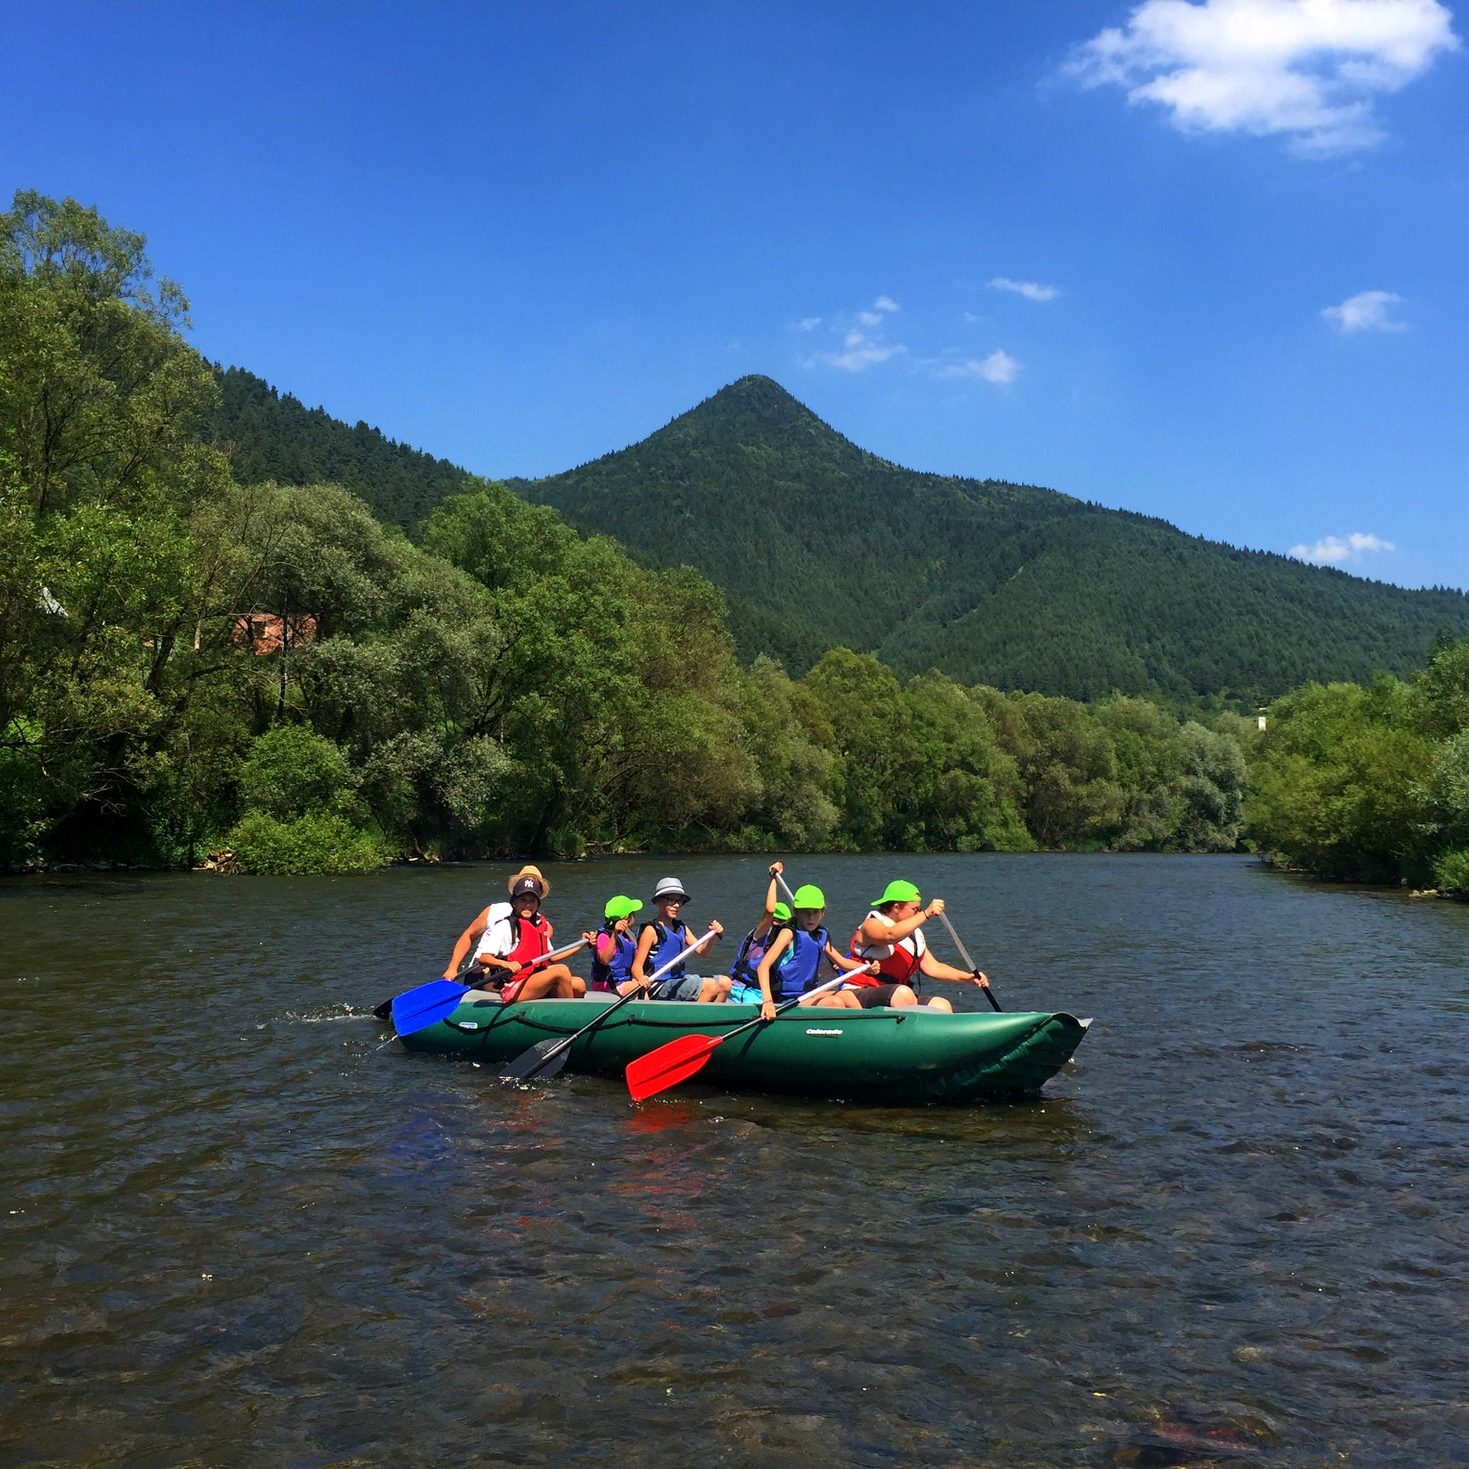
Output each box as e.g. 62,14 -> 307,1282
849,911 -> 925,987
498,912 -> 552,1001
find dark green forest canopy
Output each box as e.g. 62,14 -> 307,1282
206,365 -> 477,532
5,189 -> 1466,886
517,376 -> 1469,703
200,365 -> 1469,706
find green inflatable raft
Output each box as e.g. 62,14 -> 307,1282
394,994 -> 1091,1104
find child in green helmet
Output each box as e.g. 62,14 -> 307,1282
727,861 -> 793,1004
754,883 -> 878,1021
841,879 -> 991,1011
590,894 -> 645,996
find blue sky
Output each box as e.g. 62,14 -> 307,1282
5,1 -> 1466,590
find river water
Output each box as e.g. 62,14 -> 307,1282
2,854 -> 1466,1466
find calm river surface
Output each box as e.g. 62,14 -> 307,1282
3,855 -> 1467,1466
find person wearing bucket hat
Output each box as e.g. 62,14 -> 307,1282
726,862 -> 795,1003
632,876 -> 729,1003
752,881 -> 878,1020
441,865 -> 586,1003
839,879 -> 989,1011
589,895 -> 646,996
506,864 -> 550,899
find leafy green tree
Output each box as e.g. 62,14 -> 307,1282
1095,698 -> 1187,850
1175,721 -> 1246,851
1411,633 -> 1469,739
1245,680 -> 1435,882
802,648 -> 914,848
228,811 -> 389,875
1417,732 -> 1469,853
899,673 -> 1031,851
0,190 -> 237,861
236,724 -> 356,820
732,656 -> 839,849
1011,694 -> 1124,849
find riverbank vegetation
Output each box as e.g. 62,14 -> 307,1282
3,191 -> 1461,894
1247,634 -> 1469,897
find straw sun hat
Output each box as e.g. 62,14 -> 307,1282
506,864 -> 550,899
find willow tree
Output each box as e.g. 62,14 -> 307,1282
0,191 -> 235,863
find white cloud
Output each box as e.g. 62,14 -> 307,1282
804,296 -> 907,372
990,277 -> 1060,302
930,349 -> 1022,384
1066,0 -> 1459,155
1289,530 -> 1396,563
1321,288 -> 1406,332
795,316 -> 822,332
815,340 -> 908,372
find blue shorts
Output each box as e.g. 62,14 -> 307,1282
649,974 -> 706,1002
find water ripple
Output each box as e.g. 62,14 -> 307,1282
2,856 -> 1467,1465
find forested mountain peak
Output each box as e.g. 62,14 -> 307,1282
519,381 -> 1469,702
200,356 -> 1469,704
656,374 -> 863,455
676,373 -> 832,436
554,374 -> 885,503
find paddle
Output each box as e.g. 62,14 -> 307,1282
935,910 -> 1003,1011
773,868 -> 799,906
384,937 -> 589,1037
499,926 -> 720,1082
625,973 -> 847,1102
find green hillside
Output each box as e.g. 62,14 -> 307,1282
206,366 -> 476,531
201,365 -> 1469,704
517,375 -> 1469,702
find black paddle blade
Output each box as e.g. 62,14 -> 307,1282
499,1036 -> 571,1082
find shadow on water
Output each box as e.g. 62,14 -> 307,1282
3,855 -> 1467,1465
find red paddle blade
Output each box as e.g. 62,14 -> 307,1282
625,1032 -> 723,1101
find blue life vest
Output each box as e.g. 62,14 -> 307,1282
729,923 -> 776,988
642,919 -> 690,984
590,925 -> 637,991
771,923 -> 828,1001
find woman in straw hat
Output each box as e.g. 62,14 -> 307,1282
442,865 -> 587,1002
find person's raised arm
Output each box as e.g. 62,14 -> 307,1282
692,919 -> 723,955
762,862 -> 783,918
442,907 -> 491,979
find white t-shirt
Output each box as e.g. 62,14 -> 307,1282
472,902 -> 517,960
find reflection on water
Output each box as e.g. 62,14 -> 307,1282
3,856 -> 1467,1465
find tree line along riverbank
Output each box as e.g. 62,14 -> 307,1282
2,190 -> 1465,897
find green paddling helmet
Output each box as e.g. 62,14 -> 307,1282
772,901 -> 792,922
873,879 -> 921,907
791,884 -> 826,910
604,894 -> 643,921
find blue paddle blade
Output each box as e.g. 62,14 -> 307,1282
390,979 -> 471,1036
